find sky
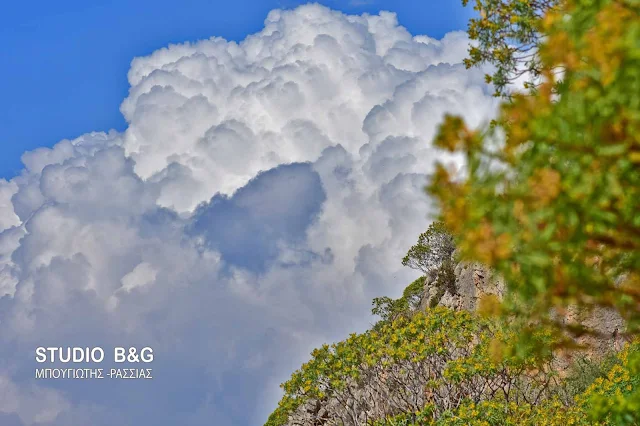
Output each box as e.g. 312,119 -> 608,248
0,2 -> 498,426
1,0 -> 473,179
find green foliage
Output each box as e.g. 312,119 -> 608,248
402,222 -> 456,278
428,286 -> 445,309
462,0 -> 561,98
426,0 -> 640,422
269,307 -> 563,425
428,259 -> 456,309
430,0 -> 640,344
434,258 -> 457,297
372,342 -> 640,426
268,301 -> 640,425
372,277 -> 426,325
400,222 -> 457,311
581,344 -> 640,425
403,277 -> 427,311
558,352 -> 622,404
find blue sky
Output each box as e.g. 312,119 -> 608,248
0,0 -> 472,179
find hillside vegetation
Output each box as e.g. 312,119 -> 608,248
267,0 -> 640,424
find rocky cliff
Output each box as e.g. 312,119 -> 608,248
420,261 -> 626,358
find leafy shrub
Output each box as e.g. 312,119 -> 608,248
268,308 -> 559,426
429,0 -> 640,347
402,222 -> 456,279
372,277 -> 426,326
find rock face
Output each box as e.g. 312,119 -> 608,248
420,261 -> 625,359
418,262 -> 505,312
443,262 -> 505,312
563,304 -> 626,356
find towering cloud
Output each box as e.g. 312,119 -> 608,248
0,4 -> 498,425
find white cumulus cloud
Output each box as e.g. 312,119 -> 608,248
0,4 -> 498,425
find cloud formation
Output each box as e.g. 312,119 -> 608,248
0,4 -> 498,425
